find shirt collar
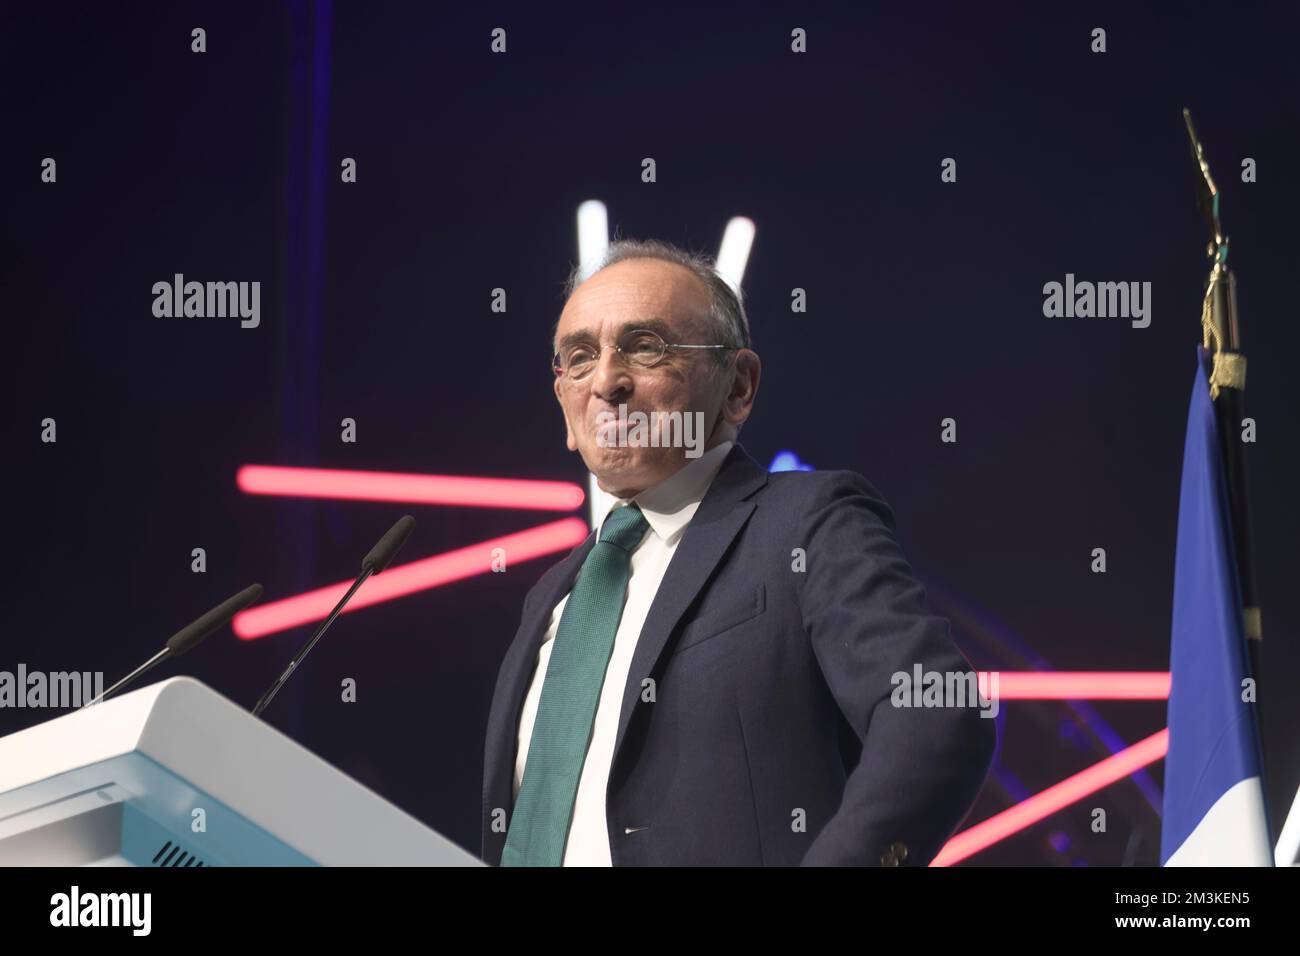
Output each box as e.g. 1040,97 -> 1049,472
596,441 -> 734,545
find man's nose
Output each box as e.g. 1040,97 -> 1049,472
589,346 -> 632,402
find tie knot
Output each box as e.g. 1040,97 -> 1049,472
599,503 -> 649,552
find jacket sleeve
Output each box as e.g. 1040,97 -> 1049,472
793,470 -> 997,866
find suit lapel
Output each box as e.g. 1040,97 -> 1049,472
609,443 -> 768,770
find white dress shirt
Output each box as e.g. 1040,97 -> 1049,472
512,440 -> 734,866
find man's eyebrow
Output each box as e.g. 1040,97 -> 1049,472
626,317 -> 674,339
555,328 -> 592,352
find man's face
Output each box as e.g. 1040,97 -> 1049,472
552,258 -> 746,498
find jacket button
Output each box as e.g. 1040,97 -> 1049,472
880,841 -> 908,866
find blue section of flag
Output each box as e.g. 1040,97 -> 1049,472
1160,347 -> 1269,863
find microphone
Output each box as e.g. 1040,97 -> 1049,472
362,514 -> 416,575
84,583 -> 264,708
251,515 -> 415,719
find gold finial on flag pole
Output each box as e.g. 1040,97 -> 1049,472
1183,108 -> 1244,398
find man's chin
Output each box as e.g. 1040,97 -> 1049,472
581,446 -> 662,497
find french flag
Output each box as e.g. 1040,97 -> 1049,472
1160,347 -> 1273,865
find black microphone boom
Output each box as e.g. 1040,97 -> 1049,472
251,515 -> 415,719
84,583 -> 264,708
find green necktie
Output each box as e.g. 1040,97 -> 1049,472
501,503 -> 651,866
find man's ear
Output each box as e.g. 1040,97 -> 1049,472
721,349 -> 761,427
554,375 -> 578,451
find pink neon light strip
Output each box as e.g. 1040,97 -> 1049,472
236,465 -> 586,511
232,518 -> 590,639
979,671 -> 1171,700
930,728 -> 1170,867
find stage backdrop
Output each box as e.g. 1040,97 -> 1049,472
3,0 -> 1298,866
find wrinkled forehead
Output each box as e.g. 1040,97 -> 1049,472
554,259 -> 712,349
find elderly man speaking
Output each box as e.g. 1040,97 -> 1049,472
481,238 -> 995,866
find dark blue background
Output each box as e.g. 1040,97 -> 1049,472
3,0 -> 1297,865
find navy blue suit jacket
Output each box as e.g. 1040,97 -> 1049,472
482,443 -> 995,866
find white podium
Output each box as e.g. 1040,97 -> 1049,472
0,677 -> 483,867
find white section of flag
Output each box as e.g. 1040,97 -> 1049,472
1165,776 -> 1273,866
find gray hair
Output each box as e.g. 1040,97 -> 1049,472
558,238 -> 751,364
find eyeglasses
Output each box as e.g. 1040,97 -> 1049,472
552,328 -> 737,382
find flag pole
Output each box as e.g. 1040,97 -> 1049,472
1182,107 -> 1265,766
